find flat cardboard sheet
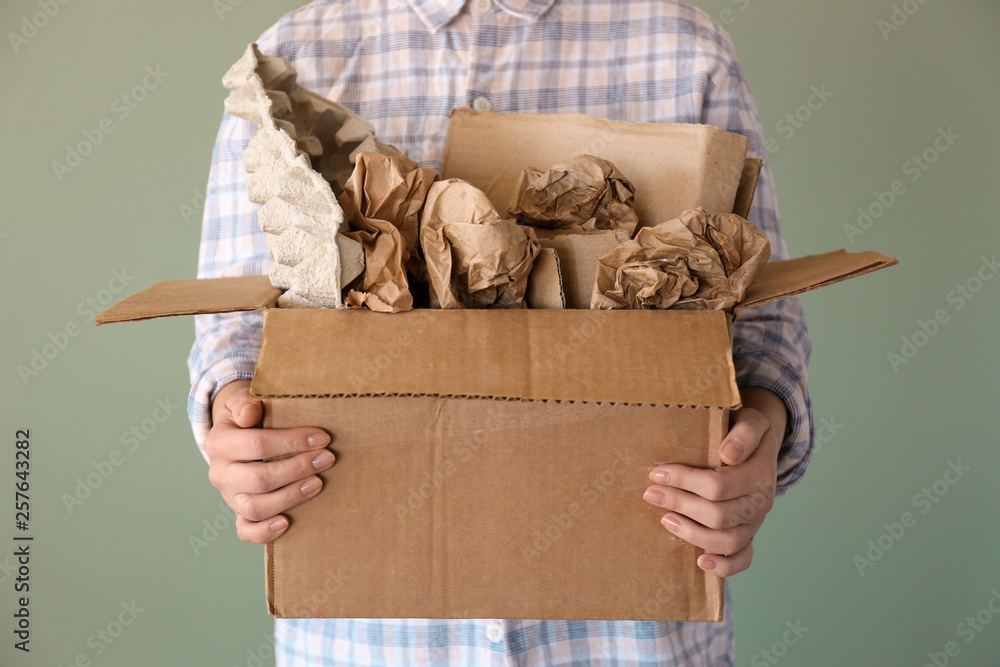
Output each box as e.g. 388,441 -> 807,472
733,158 -> 762,219
537,230 -> 624,309
94,276 -> 279,324
441,109 -> 748,230
737,249 -> 899,313
251,308 -> 742,409
264,396 -> 727,621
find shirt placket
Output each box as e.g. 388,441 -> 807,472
466,1 -> 500,113
484,618 -> 513,665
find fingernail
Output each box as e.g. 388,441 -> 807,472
270,517 -> 288,532
307,432 -> 331,448
699,556 -> 716,571
643,488 -> 665,505
300,478 -> 321,496
650,470 -> 670,484
312,450 -> 335,470
662,515 -> 681,532
722,439 -> 744,462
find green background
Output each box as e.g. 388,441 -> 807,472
1,1 -> 997,665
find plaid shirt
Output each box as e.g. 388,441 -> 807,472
187,0 -> 814,664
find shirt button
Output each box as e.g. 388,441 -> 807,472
485,622 -> 503,642
472,96 -> 492,113
472,0 -> 492,15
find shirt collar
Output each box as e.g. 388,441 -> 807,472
406,0 -> 556,33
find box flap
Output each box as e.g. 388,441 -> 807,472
736,250 -> 899,314
733,158 -> 762,219
441,109 -> 748,229
252,308 -> 742,408
95,276 -> 280,324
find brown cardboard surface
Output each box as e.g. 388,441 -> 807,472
94,276 -> 279,324
733,158 -> 762,219
250,308 -> 742,409
264,396 -> 726,621
441,109 -> 748,229
525,247 -> 565,309
537,230 -> 623,309
736,249 -> 899,313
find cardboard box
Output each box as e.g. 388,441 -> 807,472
98,111 -> 896,622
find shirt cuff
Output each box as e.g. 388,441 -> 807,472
186,311 -> 262,463
732,350 -> 814,496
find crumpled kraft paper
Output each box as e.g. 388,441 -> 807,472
508,154 -> 639,236
338,152 -> 439,312
420,179 -> 539,309
592,207 -> 770,311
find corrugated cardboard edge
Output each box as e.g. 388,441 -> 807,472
525,247 -> 565,309
263,400 -> 278,616
733,158 -> 762,220
735,250 -> 899,315
250,308 -> 743,409
537,230 -> 623,309
703,406 -> 728,620
265,542 -> 276,615
95,276 -> 280,324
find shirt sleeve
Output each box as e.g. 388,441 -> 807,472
697,27 -> 815,494
184,107 -> 273,461
183,11 -> 317,461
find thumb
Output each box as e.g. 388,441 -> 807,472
225,385 -> 263,429
720,407 -> 770,466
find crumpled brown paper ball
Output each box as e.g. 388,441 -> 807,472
592,207 -> 770,311
508,154 -> 639,235
339,152 -> 438,312
420,178 -> 539,309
